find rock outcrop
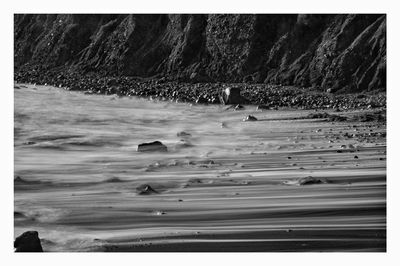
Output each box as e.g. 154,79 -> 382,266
14,231 -> 43,252
14,14 -> 386,93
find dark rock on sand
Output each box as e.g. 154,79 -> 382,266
14,231 -> 43,252
136,184 -> 159,195
219,87 -> 248,105
137,141 -> 167,152
297,176 -> 323,185
243,115 -> 258,122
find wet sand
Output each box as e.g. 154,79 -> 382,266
14,84 -> 386,252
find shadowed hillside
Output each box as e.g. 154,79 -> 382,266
14,14 -> 386,93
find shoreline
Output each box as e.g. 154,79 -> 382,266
14,69 -> 386,110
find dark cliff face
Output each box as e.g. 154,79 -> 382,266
14,14 -> 386,92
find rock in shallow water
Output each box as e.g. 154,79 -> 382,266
243,115 -> 258,122
14,231 -> 43,252
137,141 -> 167,152
219,87 -> 247,105
136,184 -> 159,195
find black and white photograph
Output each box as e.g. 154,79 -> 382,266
2,0 -> 399,263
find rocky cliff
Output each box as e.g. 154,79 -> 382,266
14,14 -> 386,93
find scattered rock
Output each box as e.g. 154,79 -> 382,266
14,70 -> 386,110
14,231 -> 43,252
137,141 -> 167,152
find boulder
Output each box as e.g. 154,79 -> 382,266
137,141 -> 167,152
219,87 -> 247,105
14,231 -> 43,252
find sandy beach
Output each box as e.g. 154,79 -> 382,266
14,84 -> 386,252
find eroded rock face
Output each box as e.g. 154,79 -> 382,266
14,231 -> 43,252
137,141 -> 167,152
14,14 -> 386,92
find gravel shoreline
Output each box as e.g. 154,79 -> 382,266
14,69 -> 386,110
